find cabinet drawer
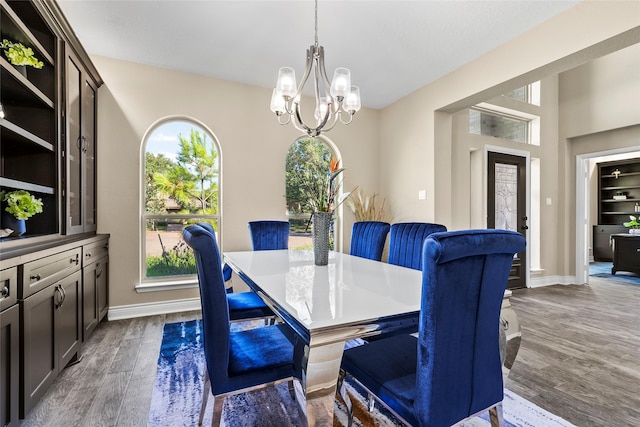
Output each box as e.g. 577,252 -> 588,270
82,239 -> 109,266
22,248 -> 81,298
0,266 -> 17,311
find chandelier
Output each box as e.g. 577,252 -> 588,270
269,0 -> 361,137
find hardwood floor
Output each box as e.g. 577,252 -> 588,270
20,277 -> 640,427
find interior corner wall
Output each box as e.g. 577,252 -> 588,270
94,56 -> 379,308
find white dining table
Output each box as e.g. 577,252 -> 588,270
223,249 -> 422,427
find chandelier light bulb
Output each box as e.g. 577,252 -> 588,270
276,67 -> 297,97
344,86 -> 361,113
270,89 -> 286,114
330,68 -> 350,99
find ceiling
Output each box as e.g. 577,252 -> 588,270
57,0 -> 580,110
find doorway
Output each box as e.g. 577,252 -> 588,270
488,151 -> 528,289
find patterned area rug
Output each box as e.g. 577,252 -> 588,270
590,262 -> 640,285
148,320 -> 576,427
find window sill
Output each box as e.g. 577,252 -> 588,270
135,278 -> 198,293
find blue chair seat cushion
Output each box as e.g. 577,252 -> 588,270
229,324 -> 295,380
227,292 -> 273,321
342,334 -> 419,425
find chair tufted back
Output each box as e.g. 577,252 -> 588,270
182,225 -> 232,387
248,220 -> 290,251
350,221 -> 390,261
415,229 -> 525,426
388,222 -> 447,270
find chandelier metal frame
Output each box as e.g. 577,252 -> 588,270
270,0 -> 361,137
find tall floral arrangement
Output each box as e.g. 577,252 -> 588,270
314,157 -> 348,213
346,188 -> 393,222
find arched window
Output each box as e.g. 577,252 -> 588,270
285,136 -> 343,250
142,118 -> 221,283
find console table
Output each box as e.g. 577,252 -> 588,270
611,234 -> 640,275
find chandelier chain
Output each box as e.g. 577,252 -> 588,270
314,0 -> 318,47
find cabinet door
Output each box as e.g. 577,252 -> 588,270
21,285 -> 57,417
82,261 -> 99,341
0,304 -> 19,427
65,50 -> 98,234
58,271 -> 81,369
65,53 -> 83,234
82,79 -> 97,232
97,256 -> 109,322
21,271 -> 81,417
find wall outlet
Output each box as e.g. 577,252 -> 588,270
418,190 -> 427,200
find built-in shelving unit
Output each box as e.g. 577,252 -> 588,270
598,158 -> 640,225
0,0 -> 58,238
593,158 -> 640,262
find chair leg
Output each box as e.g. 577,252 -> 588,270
489,402 -> 505,427
211,395 -> 225,427
338,370 -> 354,427
367,392 -> 376,412
199,370 -> 211,426
288,380 -> 296,401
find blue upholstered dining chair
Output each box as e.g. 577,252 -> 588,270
387,222 -> 447,270
194,223 -> 273,322
340,229 -> 526,427
350,221 -> 390,261
183,225 -> 300,426
248,220 -> 290,251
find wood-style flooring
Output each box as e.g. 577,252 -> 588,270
20,276 -> 640,427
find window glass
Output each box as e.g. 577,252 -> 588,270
469,109 -> 529,144
143,120 -> 220,279
285,137 -> 334,249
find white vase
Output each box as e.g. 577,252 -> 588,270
629,228 -> 640,235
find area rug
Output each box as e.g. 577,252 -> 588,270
148,320 -> 576,427
590,262 -> 640,285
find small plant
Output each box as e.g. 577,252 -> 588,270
1,190 -> 44,220
1,39 -> 44,68
623,215 -> 640,229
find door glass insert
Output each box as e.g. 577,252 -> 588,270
495,163 -> 518,231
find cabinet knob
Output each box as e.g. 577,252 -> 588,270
0,285 -> 8,298
30,274 -> 41,281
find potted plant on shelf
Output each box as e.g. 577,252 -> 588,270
623,215 -> 640,235
0,190 -> 44,237
0,39 -> 44,76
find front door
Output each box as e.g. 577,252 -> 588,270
488,152 -> 528,289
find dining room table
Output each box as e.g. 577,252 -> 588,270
223,248 -> 521,427
224,248 -> 421,426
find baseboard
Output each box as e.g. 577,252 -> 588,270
529,275 -> 580,288
108,297 -> 201,321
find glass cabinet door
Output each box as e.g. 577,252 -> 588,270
66,51 -> 97,234
66,55 -> 83,233
82,80 -> 97,232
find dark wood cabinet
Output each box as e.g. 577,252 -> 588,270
0,1 -> 107,421
593,224 -> 628,262
0,267 -> 19,427
1,0 -> 102,245
594,158 -> 640,260
21,269 -> 81,417
597,158 -> 640,226
81,237 -> 109,341
611,234 -> 640,276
